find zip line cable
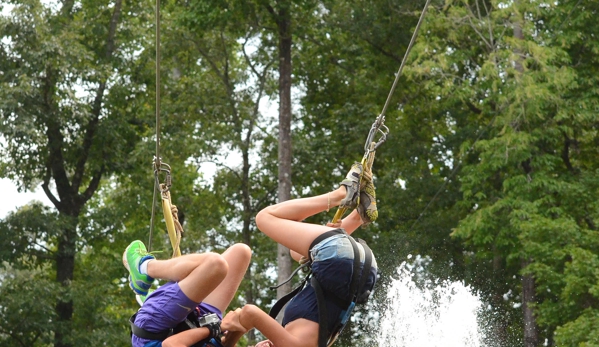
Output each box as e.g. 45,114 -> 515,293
380,0 -> 431,118
146,0 -> 182,257
331,0 -> 432,222
148,0 -> 161,252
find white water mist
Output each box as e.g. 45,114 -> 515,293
377,257 -> 485,346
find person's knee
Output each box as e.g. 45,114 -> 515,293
204,252 -> 229,280
255,209 -> 266,230
231,243 -> 252,261
255,207 -> 274,231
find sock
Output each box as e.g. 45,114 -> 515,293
139,258 -> 153,276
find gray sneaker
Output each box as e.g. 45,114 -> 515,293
339,162 -> 363,209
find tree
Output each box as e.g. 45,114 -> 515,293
0,0 -> 151,345
406,0 -> 599,345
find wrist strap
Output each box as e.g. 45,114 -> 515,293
205,321 -> 221,339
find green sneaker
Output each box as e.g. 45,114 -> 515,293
340,162 -> 363,209
357,171 -> 378,225
122,240 -> 155,295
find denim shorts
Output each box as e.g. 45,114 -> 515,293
132,282 -> 222,347
310,233 -> 378,303
282,231 -> 377,328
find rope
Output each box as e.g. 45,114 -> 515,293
148,0 -> 161,252
380,0 -> 432,118
145,0 -> 183,257
155,0 -> 161,166
332,0 -> 431,223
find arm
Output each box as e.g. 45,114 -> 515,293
222,305 -> 316,347
161,327 -> 211,347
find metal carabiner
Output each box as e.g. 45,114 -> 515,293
363,114 -> 389,155
153,157 -> 172,193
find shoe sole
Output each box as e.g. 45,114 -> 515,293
122,245 -> 131,271
128,275 -> 149,295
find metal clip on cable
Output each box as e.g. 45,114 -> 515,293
153,159 -> 172,194
363,115 -> 389,158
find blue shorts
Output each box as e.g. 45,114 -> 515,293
282,231 -> 377,329
132,282 -> 222,347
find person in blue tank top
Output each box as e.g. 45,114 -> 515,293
220,163 -> 378,347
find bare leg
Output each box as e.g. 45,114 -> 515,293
202,243 -> 252,313
146,252 -> 229,303
287,209 -> 363,261
255,186 -> 346,258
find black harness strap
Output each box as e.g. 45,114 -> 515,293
355,239 -> 373,304
323,237 -> 374,346
269,277 -> 309,319
129,313 -> 173,340
130,311 -> 218,345
311,276 -> 330,347
346,236 -> 364,306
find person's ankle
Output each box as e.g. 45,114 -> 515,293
331,187 -> 346,202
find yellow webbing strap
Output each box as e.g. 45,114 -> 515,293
160,184 -> 182,258
332,142 -> 377,223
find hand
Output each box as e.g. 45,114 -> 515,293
255,340 -> 275,347
326,220 -> 342,228
221,330 -> 245,347
222,308 -> 249,333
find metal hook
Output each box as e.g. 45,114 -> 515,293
364,115 -> 388,153
153,157 -> 172,193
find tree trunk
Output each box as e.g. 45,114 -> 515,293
54,215 -> 78,347
491,252 -> 509,345
242,126 -> 256,343
522,259 -> 539,347
48,1 -> 121,345
276,0 -> 293,300
512,5 -> 539,345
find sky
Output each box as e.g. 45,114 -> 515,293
0,178 -> 50,218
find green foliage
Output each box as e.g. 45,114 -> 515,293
0,263 -> 57,346
2,0 -> 599,346
403,0 -> 599,344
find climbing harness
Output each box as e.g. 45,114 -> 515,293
130,309 -> 223,347
269,229 -> 375,347
333,0 -> 432,223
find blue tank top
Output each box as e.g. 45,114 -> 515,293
281,282 -> 343,330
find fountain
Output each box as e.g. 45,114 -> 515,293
376,257 -> 486,346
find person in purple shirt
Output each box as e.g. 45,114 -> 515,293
123,240 -> 251,347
